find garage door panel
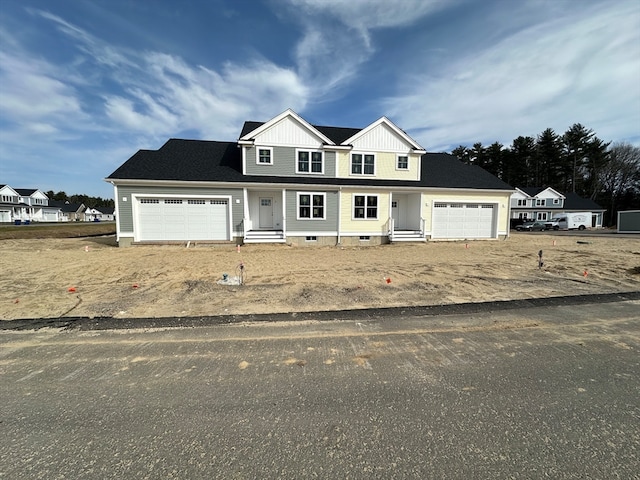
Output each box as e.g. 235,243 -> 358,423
137,197 -> 229,242
432,203 -> 495,239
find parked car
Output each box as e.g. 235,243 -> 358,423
515,221 -> 548,231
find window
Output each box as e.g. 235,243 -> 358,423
397,155 -> 409,170
359,236 -> 370,241
297,150 -> 323,173
553,198 -> 560,205
517,199 -> 527,206
535,199 -> 545,206
257,147 -> 272,164
297,193 -> 325,219
164,199 -> 182,204
305,236 -> 317,242
354,195 -> 378,219
537,212 -> 548,221
351,153 -> 375,175
140,198 -> 159,204
188,199 -> 206,205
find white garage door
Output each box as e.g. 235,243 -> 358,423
0,210 -> 10,223
432,203 -> 496,239
137,198 -> 229,241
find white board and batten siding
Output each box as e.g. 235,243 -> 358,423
431,202 -> 497,239
133,194 -> 232,242
351,123 -> 414,153
254,116 -> 324,148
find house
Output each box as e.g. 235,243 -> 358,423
105,109 -> 514,247
510,187 -> 605,228
48,200 -> 87,222
0,185 -> 61,223
85,206 -> 115,222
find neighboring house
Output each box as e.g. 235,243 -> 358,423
510,187 -> 605,228
85,206 -> 115,222
0,185 -> 59,223
48,200 -> 87,222
0,184 -> 20,222
106,109 -> 514,247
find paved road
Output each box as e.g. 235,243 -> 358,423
2,299 -> 639,479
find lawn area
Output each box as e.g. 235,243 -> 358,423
0,222 -> 116,240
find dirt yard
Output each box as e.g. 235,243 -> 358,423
1,233 -> 639,321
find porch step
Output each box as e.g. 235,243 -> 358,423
244,230 -> 286,243
391,230 -> 425,242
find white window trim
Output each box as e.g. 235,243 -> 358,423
350,152 -> 376,176
396,154 -> 409,170
535,199 -> 545,206
296,192 -> 326,220
553,198 -> 560,205
295,149 -> 324,174
256,146 -> 273,165
352,194 -> 379,220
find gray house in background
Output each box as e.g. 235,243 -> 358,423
510,187 -> 606,228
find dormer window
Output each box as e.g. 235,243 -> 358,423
257,147 -> 273,165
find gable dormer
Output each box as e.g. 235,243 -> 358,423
239,109 -> 338,178
338,117 -> 425,181
533,187 -> 564,208
0,185 -> 19,204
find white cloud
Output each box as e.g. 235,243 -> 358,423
382,1 -> 640,150
285,0 -> 455,97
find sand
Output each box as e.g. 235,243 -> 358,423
1,234 -> 639,321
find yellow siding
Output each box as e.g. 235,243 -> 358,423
422,192 -> 512,233
336,151 -> 420,181
340,189 -> 390,233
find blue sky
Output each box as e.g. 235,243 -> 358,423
1,0 -> 639,199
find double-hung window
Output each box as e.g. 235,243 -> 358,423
298,193 -> 325,220
353,195 -> 378,219
351,153 -> 375,175
297,150 -> 323,173
397,155 -> 409,170
257,147 -> 273,165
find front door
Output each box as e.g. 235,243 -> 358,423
259,197 -> 273,229
392,200 -> 400,229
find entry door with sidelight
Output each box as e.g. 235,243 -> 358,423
259,197 -> 273,229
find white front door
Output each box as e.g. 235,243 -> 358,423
259,197 -> 273,229
391,200 -> 400,229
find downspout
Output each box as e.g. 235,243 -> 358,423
337,187 -> 342,245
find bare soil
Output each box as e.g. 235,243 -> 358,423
1,234 -> 639,321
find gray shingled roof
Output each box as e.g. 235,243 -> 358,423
106,139 -> 512,191
563,192 -> 604,210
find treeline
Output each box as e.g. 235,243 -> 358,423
451,123 -> 640,225
46,191 -> 115,209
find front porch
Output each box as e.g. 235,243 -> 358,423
389,193 -> 425,242
243,189 -> 287,243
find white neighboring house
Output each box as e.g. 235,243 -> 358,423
0,184 -> 20,222
85,206 -> 115,222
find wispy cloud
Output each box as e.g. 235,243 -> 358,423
382,1 -> 640,150
284,0 -> 453,98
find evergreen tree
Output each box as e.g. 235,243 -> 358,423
535,128 -> 564,189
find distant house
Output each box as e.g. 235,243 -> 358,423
0,185 -> 60,223
106,109 -> 514,247
85,206 -> 115,222
510,187 -> 605,228
48,200 -> 87,222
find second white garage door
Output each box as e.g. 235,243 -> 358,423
432,203 -> 496,239
136,198 -> 230,241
